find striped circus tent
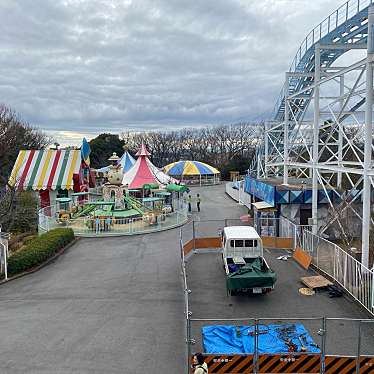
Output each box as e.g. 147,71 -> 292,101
9,149 -> 82,191
96,151 -> 135,174
122,143 -> 178,189
163,160 -> 220,186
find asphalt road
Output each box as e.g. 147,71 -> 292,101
1,184 -> 371,373
0,184 -> 242,373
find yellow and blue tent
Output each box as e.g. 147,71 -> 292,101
164,160 -> 219,176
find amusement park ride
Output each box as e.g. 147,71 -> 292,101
54,144 -> 187,233
250,0 -> 374,268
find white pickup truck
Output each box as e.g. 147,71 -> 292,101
222,226 -> 277,295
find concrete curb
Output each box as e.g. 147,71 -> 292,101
0,237 -> 80,285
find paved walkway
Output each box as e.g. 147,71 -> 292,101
0,184 -> 243,373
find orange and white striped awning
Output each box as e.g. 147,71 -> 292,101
9,149 -> 81,191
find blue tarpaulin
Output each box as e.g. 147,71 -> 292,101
202,324 -> 320,354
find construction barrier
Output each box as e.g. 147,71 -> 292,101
183,236 -> 293,256
182,237 -> 221,256
183,239 -> 194,256
199,355 -> 254,373
181,220 -> 374,374
325,355 -> 374,374
261,236 -> 293,250
193,354 -> 374,373
194,237 -> 222,249
258,354 -> 320,373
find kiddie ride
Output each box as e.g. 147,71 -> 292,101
54,191 -> 174,231
221,226 -> 277,295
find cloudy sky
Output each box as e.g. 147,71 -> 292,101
0,0 -> 344,145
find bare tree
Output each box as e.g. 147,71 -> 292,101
0,105 -> 51,187
117,123 -> 258,177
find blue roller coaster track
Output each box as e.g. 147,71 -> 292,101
273,0 -> 371,122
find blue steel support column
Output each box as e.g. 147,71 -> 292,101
362,5 -> 374,268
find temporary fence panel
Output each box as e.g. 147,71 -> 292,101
189,318 -> 325,374
298,229 -> 374,315
324,355 -> 374,374
225,182 -> 240,202
226,218 -> 255,227
256,217 -> 294,249
194,220 -> 225,241
181,223 -> 374,373
262,237 -> 294,250
258,354 -> 321,373
225,181 -> 252,208
358,320 -> 374,359
200,354 -> 254,373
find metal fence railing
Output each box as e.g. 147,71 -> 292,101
179,220 -> 374,373
181,216 -> 374,316
225,181 -> 251,208
279,216 -> 313,250
298,229 -> 374,315
38,201 -> 188,237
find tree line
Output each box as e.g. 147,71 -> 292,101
90,123 -> 260,179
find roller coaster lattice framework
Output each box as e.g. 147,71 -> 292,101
250,0 -> 374,267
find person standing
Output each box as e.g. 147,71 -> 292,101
187,194 -> 192,212
192,353 -> 208,373
105,216 -> 111,232
196,193 -> 201,212
95,217 -> 100,233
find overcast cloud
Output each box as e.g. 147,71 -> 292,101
0,0 -> 344,144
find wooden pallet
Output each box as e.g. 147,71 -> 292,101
300,275 -> 332,290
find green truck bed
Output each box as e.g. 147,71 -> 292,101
226,257 -> 277,292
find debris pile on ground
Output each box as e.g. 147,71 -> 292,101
326,285 -> 343,298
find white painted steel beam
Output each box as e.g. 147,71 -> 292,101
288,59 -> 366,100
362,5 -> 374,268
284,73 -> 289,184
312,44 -> 320,234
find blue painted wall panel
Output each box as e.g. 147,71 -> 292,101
245,176 -> 275,206
290,190 -> 303,203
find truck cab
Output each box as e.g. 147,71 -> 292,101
222,226 -> 276,295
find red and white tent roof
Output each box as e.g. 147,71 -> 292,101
122,143 -> 178,189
